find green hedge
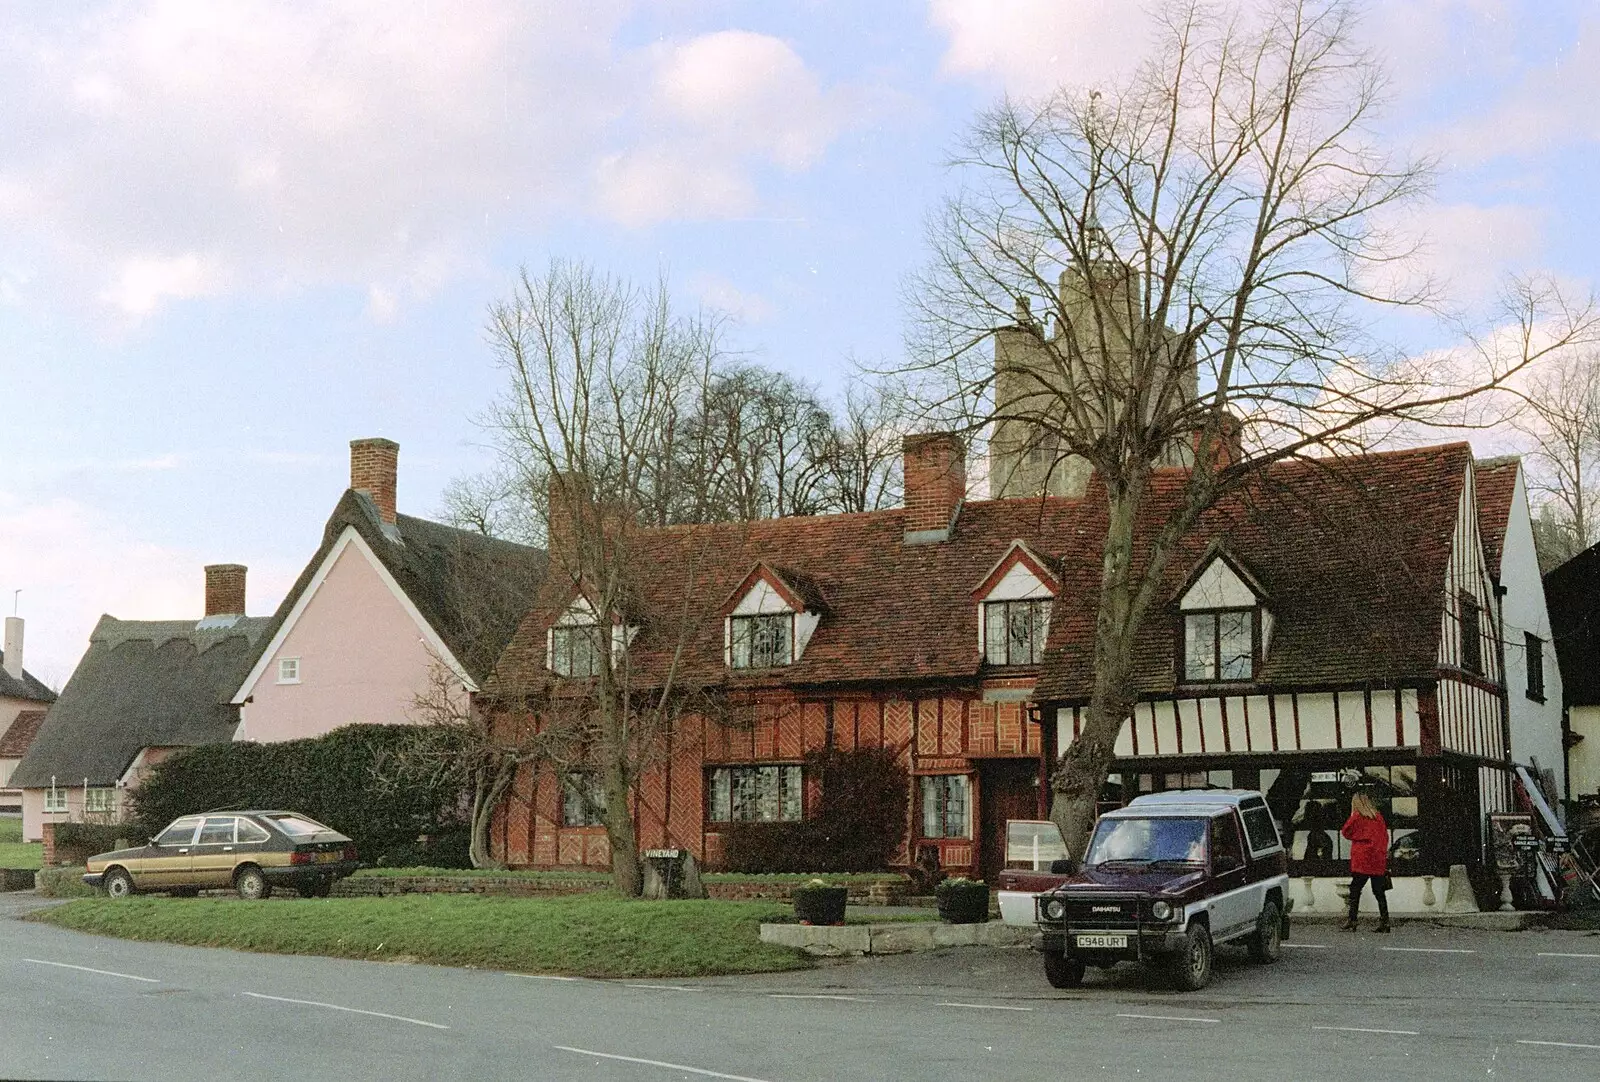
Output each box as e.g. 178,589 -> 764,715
128,724 -> 472,866
53,822 -> 144,863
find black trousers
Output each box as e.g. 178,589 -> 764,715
1349,873 -> 1390,921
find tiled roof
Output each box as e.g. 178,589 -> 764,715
249,490 -> 547,687
9,615 -> 271,788
0,709 -> 47,759
489,443 -> 1473,703
0,652 -> 55,704
1476,457 -> 1521,579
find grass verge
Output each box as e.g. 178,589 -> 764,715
0,817 -> 43,870
29,893 -> 813,978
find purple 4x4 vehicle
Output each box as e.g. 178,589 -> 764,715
1035,790 -> 1290,991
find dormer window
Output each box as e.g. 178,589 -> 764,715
1177,551 -> 1269,685
722,564 -> 825,671
730,613 -> 794,669
551,622 -> 604,677
984,600 -> 1049,665
973,541 -> 1059,667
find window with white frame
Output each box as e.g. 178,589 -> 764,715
277,657 -> 301,684
708,765 -> 802,822
550,621 -> 605,677
84,787 -> 115,815
561,772 -> 607,827
729,613 -> 794,669
44,785 -> 67,813
983,599 -> 1050,665
920,774 -> 970,838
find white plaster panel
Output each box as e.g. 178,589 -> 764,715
1134,702 -> 1157,756
1179,559 -> 1258,610
732,578 -> 793,615
1369,689 -> 1397,748
1056,708 -> 1076,757
1271,695 -> 1296,751
985,560 -> 1054,601
1338,691 -> 1370,748
1199,697 -> 1226,753
1401,689 -> 1421,746
1154,701 -> 1179,756
1571,706 -> 1600,800
1178,699 -> 1203,754
794,611 -> 822,658
1297,694 -> 1338,750
1113,716 -> 1135,757
1224,696 -> 1249,752
1245,695 -> 1273,752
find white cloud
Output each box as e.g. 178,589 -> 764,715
100,253 -> 224,318
595,30 -> 861,226
1367,201 -> 1545,308
927,0 -> 1156,97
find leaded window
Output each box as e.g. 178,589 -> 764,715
983,599 -> 1050,666
729,613 -> 794,669
708,765 -> 802,822
920,774 -> 970,838
1183,609 -> 1255,682
561,772 -> 607,827
551,623 -> 605,677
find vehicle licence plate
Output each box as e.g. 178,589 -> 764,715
1075,934 -> 1128,949
314,851 -> 340,863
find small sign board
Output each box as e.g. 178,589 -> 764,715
1488,813 -> 1536,871
644,849 -> 683,859
1545,836 -> 1572,855
1511,833 -> 1543,852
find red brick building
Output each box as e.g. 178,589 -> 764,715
483,436 -> 1560,901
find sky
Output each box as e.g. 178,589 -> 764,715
1,0 -> 1596,687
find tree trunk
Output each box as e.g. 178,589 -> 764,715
604,759 -> 641,895
1050,475 -> 1146,858
468,760 -> 515,870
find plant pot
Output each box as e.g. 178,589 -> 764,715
937,882 -> 990,924
793,886 -> 847,926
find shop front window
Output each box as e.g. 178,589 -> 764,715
1260,764 -> 1422,871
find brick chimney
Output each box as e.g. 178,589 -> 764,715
3,616 -> 23,680
350,438 -> 399,525
204,564 -> 248,618
903,432 -> 966,544
546,471 -> 591,567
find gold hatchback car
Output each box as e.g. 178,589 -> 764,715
84,810 -> 360,900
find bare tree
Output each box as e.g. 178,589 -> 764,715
472,260 -> 734,894
820,376 -> 910,513
903,0 -> 1598,853
1512,349 -> 1600,569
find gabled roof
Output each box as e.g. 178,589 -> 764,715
488,443 -> 1474,700
720,563 -> 831,616
240,489 -> 547,693
0,652 -> 55,704
9,615 -> 271,788
0,709 -> 48,759
1476,457 -> 1521,580
1036,444 -> 1473,700
971,540 -> 1059,599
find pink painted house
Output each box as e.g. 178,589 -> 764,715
230,439 -> 545,742
0,617 -> 58,812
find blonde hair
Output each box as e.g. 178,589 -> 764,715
1351,791 -> 1379,819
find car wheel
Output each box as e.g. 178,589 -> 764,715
1171,924 -> 1214,991
235,866 -> 272,901
1249,900 -> 1283,964
103,868 -> 135,899
1043,951 -> 1085,989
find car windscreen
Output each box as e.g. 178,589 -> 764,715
263,814 -> 333,837
1084,816 -> 1207,866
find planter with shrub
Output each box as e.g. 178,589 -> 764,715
935,877 -> 990,924
792,879 -> 847,926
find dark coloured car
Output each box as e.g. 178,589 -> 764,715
83,810 -> 359,900
1034,790 -> 1289,991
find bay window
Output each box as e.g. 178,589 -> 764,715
920,774 -> 970,838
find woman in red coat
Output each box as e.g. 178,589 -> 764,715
1341,791 -> 1391,932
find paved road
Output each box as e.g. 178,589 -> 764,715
3,891 -> 1599,1081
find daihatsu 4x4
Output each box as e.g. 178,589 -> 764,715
1034,790 -> 1290,991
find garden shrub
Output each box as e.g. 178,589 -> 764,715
128,724 -> 470,861
52,822 -> 144,864
722,746 -> 909,873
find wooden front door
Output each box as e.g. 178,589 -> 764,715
978,758 -> 1043,884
